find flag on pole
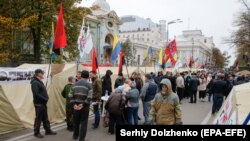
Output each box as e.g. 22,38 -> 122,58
84,26 -> 93,54
158,49 -> 163,65
174,59 -> 183,69
53,3 -> 67,49
77,19 -> 86,58
144,46 -> 153,58
111,35 -> 122,64
165,39 -> 178,66
92,48 -> 98,72
189,56 -> 194,68
118,49 -> 125,74
49,22 -> 56,59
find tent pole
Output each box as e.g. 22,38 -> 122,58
154,59 -> 156,74
46,57 -> 52,88
97,66 -> 101,78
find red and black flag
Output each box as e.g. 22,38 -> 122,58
53,3 -> 67,55
92,48 -> 98,72
118,49 -> 125,74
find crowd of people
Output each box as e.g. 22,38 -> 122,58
30,68 -> 250,141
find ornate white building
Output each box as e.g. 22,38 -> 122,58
176,30 -> 213,67
82,0 -> 122,64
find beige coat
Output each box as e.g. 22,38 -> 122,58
149,79 -> 182,125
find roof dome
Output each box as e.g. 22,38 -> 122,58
92,0 -> 110,12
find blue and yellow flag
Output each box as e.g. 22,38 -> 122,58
111,35 -> 122,64
49,22 -> 56,59
144,46 -> 153,58
158,49 -> 163,65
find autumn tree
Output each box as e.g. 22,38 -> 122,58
229,0 -> 250,67
212,47 -> 227,68
122,39 -> 137,66
0,0 -> 91,65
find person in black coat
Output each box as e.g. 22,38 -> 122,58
102,70 -> 113,96
211,74 -> 227,115
189,74 -> 200,103
31,69 -> 56,138
114,73 -> 125,89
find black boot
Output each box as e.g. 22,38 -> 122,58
45,130 -> 57,135
34,133 -> 44,138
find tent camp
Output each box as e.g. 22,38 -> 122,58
0,63 -> 208,134
204,82 -> 250,125
0,64 -> 151,134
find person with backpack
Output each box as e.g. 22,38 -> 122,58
140,74 -> 158,124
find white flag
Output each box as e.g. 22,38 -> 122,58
77,19 -> 86,58
174,59 -> 183,69
83,26 -> 93,54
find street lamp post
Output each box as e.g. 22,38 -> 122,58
166,19 -> 183,43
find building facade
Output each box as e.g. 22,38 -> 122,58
119,15 -> 166,66
176,30 -> 213,67
82,0 -> 122,64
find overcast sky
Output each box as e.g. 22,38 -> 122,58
81,0 -> 245,66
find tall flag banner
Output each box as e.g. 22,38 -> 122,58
49,22 -> 56,59
143,46 -> 153,65
84,26 -> 93,54
189,56 -> 194,68
53,3 -> 67,49
144,46 -> 153,58
165,39 -> 178,67
158,49 -> 163,65
174,59 -> 183,69
77,19 -> 86,58
92,48 -> 98,72
111,35 -> 122,64
118,49 -> 125,74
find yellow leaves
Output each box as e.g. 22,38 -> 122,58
0,16 -> 15,29
0,14 -> 38,30
19,15 -> 38,28
0,52 -> 10,64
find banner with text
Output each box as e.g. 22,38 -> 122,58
0,67 -> 47,85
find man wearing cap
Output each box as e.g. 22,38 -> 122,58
31,69 -> 56,138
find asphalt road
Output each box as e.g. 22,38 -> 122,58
4,98 -> 212,141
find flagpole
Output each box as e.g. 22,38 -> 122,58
76,56 -> 79,73
46,57 -> 52,88
125,56 -> 130,78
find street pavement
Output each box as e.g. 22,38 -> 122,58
4,98 -> 212,141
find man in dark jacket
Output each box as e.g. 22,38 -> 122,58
211,74 -> 227,115
90,71 -> 102,129
140,74 -> 158,124
102,70 -> 113,96
70,70 -> 92,141
189,74 -> 200,103
114,73 -> 125,89
31,69 -> 56,138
